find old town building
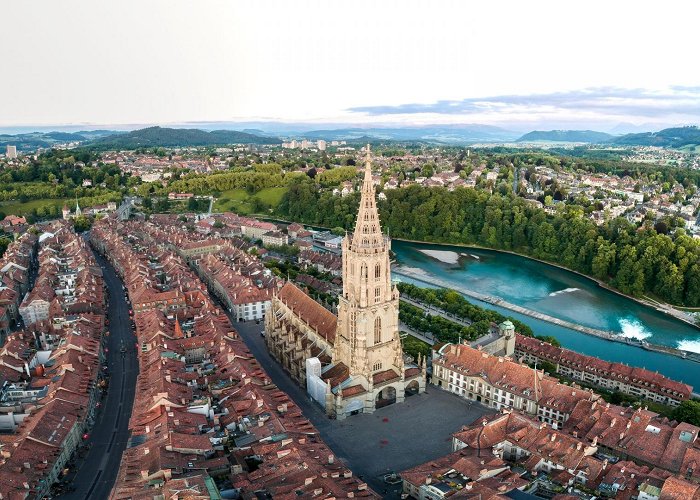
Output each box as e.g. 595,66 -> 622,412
266,146 -> 426,418
515,334 -> 692,406
432,342 -> 598,428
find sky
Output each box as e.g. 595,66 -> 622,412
2,0 -> 699,132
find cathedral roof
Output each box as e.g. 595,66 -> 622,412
372,368 -> 400,386
278,282 -> 337,344
322,362 -> 350,388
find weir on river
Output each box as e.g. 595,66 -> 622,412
393,265 -> 700,364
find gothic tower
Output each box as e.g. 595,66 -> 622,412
333,145 -> 406,408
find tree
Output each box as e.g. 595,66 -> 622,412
73,215 -> 92,233
672,400 -> 700,426
534,335 -> 561,347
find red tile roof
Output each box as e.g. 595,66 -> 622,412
278,282 -> 337,343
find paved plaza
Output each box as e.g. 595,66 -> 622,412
233,320 -> 493,497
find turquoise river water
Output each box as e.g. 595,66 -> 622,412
392,240 -> 700,388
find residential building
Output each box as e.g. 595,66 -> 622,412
432,342 -> 598,428
515,334 -> 692,406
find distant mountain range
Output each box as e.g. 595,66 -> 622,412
515,126 -> 700,148
299,125 -> 519,143
88,126 -> 281,149
516,130 -> 614,143
612,126 -> 700,148
2,124 -> 699,152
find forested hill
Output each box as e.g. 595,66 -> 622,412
516,130 -> 614,143
613,126 -> 700,148
278,182 -> 700,307
88,126 -> 281,149
0,130 -> 115,150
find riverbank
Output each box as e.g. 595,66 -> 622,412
393,265 -> 700,365
392,237 -> 700,332
262,216 -> 700,333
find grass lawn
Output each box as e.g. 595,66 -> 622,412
255,187 -> 288,206
0,198 -> 68,216
214,187 -> 288,214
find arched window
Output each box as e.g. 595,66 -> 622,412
375,287 -> 381,303
374,263 -> 381,279
361,263 -> 367,279
363,238 -> 369,246
374,316 -> 381,344
363,226 -> 369,234
373,361 -> 383,372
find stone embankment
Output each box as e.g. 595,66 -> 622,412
393,265 -> 700,364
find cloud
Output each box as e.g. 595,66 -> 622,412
347,87 -> 700,121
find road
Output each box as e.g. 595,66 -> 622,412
59,250 -> 139,500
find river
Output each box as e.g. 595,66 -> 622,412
392,240 -> 700,388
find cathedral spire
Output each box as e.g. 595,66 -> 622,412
362,144 -> 373,192
352,144 -> 384,251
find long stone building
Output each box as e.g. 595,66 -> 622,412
266,146 -> 426,418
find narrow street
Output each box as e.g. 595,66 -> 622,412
59,249 -> 139,500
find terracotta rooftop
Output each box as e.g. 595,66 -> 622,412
278,282 -> 337,343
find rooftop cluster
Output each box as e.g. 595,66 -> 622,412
90,214 -> 378,499
0,220 -> 106,499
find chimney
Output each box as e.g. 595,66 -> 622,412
328,454 -> 334,464
425,476 -> 432,485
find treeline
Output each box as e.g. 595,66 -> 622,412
146,163 -> 359,198
397,282 -> 534,336
0,149 -> 133,202
278,181 -> 700,306
399,302 -> 482,344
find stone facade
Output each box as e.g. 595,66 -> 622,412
266,146 -> 426,418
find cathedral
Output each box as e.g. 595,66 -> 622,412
265,146 -> 426,418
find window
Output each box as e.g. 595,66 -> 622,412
375,287 -> 381,303
374,316 -> 381,344
374,263 -> 381,279
373,361 -> 383,372
361,263 -> 368,279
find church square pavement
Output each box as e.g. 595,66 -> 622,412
233,320 -> 493,498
